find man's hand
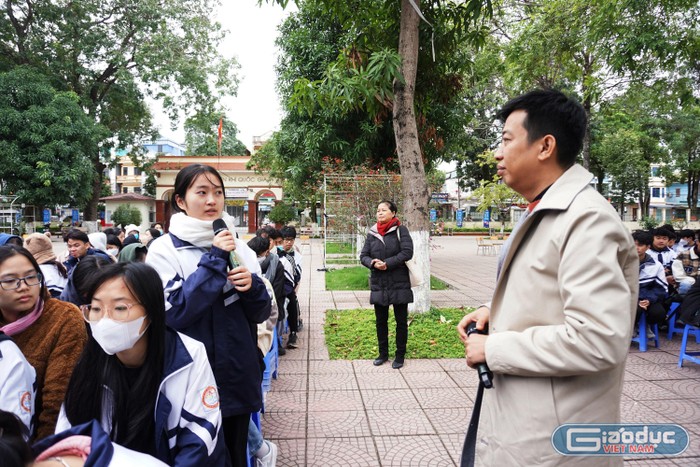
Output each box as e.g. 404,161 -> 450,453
466,333 -> 487,368
457,306 -> 490,343
639,299 -> 650,310
228,266 -> 252,292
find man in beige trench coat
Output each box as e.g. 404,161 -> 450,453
458,89 -> 638,466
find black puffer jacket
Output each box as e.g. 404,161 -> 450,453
360,224 -> 414,306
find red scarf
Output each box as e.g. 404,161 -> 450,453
377,217 -> 400,236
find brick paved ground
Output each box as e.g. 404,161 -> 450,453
263,236 -> 700,466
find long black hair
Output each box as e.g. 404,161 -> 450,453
171,163 -> 225,214
63,262 -> 166,453
0,410 -> 32,467
0,245 -> 48,301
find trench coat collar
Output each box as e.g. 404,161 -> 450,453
530,164 -> 595,214
496,164 -> 595,286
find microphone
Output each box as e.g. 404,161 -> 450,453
212,219 -> 240,269
466,322 -> 493,389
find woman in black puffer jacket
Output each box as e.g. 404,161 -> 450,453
360,200 -> 414,369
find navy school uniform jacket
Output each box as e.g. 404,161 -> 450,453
146,233 -> 271,418
55,329 -> 227,465
639,253 -> 668,304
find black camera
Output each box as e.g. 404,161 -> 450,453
466,322 -> 493,388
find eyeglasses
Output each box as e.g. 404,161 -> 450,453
0,273 -> 43,291
80,302 -> 141,322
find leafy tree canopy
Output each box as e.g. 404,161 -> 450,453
1,0 -> 239,219
185,112 -> 248,156
0,66 -> 106,208
111,203 -> 142,227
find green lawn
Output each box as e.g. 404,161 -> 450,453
325,242 -> 354,254
325,266 -> 450,291
324,307 -> 473,359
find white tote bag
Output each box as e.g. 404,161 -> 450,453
396,227 -> 424,287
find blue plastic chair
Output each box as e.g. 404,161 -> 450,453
666,302 -> 684,340
678,324 -> 700,368
631,311 -> 659,352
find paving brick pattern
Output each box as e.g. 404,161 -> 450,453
260,237 -> 700,465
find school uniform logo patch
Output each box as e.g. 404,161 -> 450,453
201,386 -> 220,410
19,391 -> 31,413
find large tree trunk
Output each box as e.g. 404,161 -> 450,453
83,159 -> 105,229
688,168 -> 699,218
394,0 -> 430,312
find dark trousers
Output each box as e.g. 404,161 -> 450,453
286,291 -> 299,333
636,301 -> 667,326
223,413 -> 251,467
374,303 -> 408,358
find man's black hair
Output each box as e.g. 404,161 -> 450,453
63,229 -> 89,244
248,236 -> 270,256
280,226 -> 297,239
632,230 -> 653,247
497,89 -> 587,168
679,229 -> 694,239
267,228 -> 282,240
652,227 -> 673,239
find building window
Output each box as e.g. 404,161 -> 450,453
122,167 -> 128,176
134,187 -> 141,194
158,145 -> 163,153
651,166 -> 660,177
676,188 -> 681,196
652,188 -> 661,198
134,167 -> 141,176
122,187 -> 128,194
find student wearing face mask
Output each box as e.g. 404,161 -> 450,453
57,262 -> 227,465
105,234 -> 122,258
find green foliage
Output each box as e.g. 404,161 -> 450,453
253,0 -> 493,203
325,266 -> 450,291
111,204 -> 142,227
429,275 -> 449,291
268,202 -> 297,225
185,112 -> 248,156
324,307 -> 471,359
0,67 -> 106,208
1,0 -> 239,219
325,242 -> 353,254
325,267 -> 370,291
640,216 -> 660,231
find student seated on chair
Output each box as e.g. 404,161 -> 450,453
650,227 -> 678,292
633,231 -> 668,330
675,229 -> 696,253
671,240 -> 700,296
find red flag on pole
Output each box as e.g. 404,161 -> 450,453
217,118 -> 223,155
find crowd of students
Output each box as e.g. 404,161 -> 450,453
633,224 -> 700,335
0,164 -> 302,467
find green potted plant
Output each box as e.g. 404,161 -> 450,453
268,202 -> 297,228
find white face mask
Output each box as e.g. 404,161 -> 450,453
106,248 -> 119,256
90,316 -> 148,355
